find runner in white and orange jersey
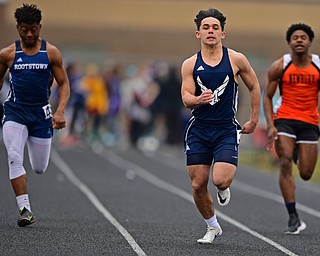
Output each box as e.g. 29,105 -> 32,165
264,23 -> 320,235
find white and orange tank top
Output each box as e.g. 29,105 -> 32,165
274,54 -> 320,125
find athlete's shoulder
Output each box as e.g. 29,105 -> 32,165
227,48 -> 249,64
45,40 -> 63,64
0,43 -> 16,66
0,43 -> 16,58
181,53 -> 197,71
268,56 -> 284,73
227,48 -> 243,57
45,40 -> 59,54
227,48 -> 254,74
182,53 -> 197,64
311,54 -> 320,69
281,53 -> 292,68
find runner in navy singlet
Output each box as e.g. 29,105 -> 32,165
0,4 -> 70,227
181,8 -> 261,244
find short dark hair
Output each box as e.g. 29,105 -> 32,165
286,23 -> 314,43
194,8 -> 226,31
14,3 -> 42,25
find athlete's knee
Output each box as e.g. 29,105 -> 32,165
300,174 -> 311,181
34,168 -> 47,175
299,169 -> 313,181
8,149 -> 26,179
279,155 -> 292,168
213,171 -> 233,190
31,163 -> 48,175
191,177 -> 209,193
213,179 -> 231,190
279,156 -> 293,175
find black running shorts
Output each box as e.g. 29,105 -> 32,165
274,118 -> 319,143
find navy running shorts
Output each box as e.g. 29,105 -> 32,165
184,118 -> 242,166
2,100 -> 53,138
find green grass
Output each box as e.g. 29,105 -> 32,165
239,149 -> 320,184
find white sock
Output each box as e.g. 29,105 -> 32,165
16,194 -> 31,212
204,214 -> 219,227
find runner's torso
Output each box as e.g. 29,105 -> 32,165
8,39 -> 53,106
192,46 -> 238,123
275,54 -> 320,125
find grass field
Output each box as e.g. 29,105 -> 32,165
239,149 -> 320,185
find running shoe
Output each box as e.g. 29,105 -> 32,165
217,188 -> 231,206
285,213 -> 306,235
17,207 -> 36,227
197,225 -> 223,244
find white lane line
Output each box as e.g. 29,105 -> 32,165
100,149 -> 298,256
50,148 -> 147,256
232,180 -> 320,218
148,149 -> 320,218
240,167 -> 320,195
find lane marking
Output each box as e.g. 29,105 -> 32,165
100,148 -> 298,256
148,149 -> 320,218
233,180 -> 320,218
50,148 -> 147,256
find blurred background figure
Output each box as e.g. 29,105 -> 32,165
101,61 -> 122,147
121,63 -> 159,150
153,62 -> 183,146
82,63 -> 109,144
62,61 -> 86,147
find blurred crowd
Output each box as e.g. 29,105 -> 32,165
51,59 -> 188,152
0,58 -> 271,154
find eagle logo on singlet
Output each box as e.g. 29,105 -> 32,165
197,75 -> 229,105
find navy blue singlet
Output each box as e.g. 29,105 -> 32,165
184,47 -> 241,166
192,46 -> 238,122
2,40 -> 54,138
8,39 -> 53,106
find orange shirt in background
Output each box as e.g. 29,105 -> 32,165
275,57 -> 320,126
